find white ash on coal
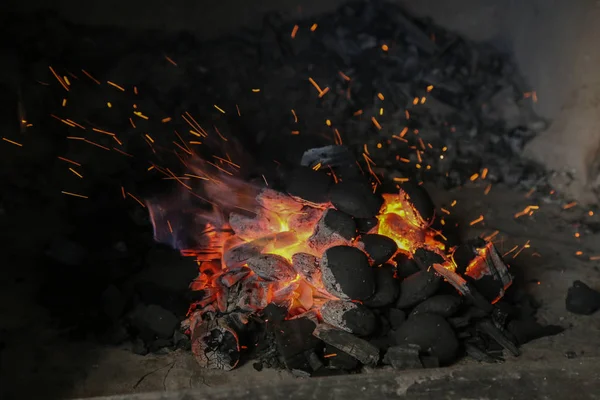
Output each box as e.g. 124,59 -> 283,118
246,254 -> 296,281
308,208 -> 357,253
321,245 -> 375,301
320,300 -> 376,336
291,253 -> 323,289
191,317 -> 240,371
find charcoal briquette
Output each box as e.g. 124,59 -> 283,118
363,264 -> 400,307
388,309 -> 407,329
357,234 -> 397,265
308,209 -> 356,253
324,344 -> 359,370
321,246 -> 375,301
246,253 -> 296,281
313,324 -> 380,366
383,344 -> 423,370
394,253 -> 420,279
398,183 -> 435,223
321,300 -> 376,336
286,167 -> 331,204
356,217 -> 379,234
396,270 -> 441,309
330,181 -> 383,218
565,280 -> 600,315
392,313 -> 459,365
410,295 -> 462,318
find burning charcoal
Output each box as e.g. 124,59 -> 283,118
274,317 -> 322,371
223,232 -> 297,268
431,263 -> 494,314
453,240 -> 513,303
288,206 -> 323,233
321,300 -> 376,336
229,211 -> 278,241
286,167 -> 331,204
394,253 -> 420,279
246,254 -> 296,281
357,234 -> 397,265
330,181 -> 383,218
507,319 -> 564,345
566,280 -> 600,315
364,265 -> 400,307
396,270 -> 441,309
292,253 -> 322,288
313,324 -> 380,366
321,246 -> 375,301
356,217 -> 378,234
383,344 -> 423,370
218,267 -> 251,288
392,314 -> 459,365
262,303 -> 289,324
308,209 -> 356,253
256,188 -> 304,214
323,344 -> 359,370
410,295 -> 462,318
131,304 -> 179,340
398,183 -> 435,223
191,317 -> 240,370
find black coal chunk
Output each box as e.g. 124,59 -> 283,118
364,265 -> 400,307
286,167 -> 331,203
330,181 -> 383,218
313,324 -> 380,366
396,270 -> 441,309
507,319 -> 564,345
392,313 -> 459,365
394,253 -> 420,279
413,248 -> 445,269
566,280 -> 600,315
399,183 -> 435,223
274,317 -> 322,371
321,246 -> 374,301
131,304 -> 179,340
411,295 -> 462,318
388,309 -> 407,329
358,234 -> 397,265
383,344 -> 423,370
323,344 -> 359,370
321,300 -> 376,336
356,217 -> 378,234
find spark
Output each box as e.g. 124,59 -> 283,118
92,128 -> 115,136
427,85 -> 434,92
575,232 -> 580,238
503,245 -> 519,257
575,251 -> 583,256
214,105 -> 226,114
399,127 -> 409,138
525,188 -> 535,198
514,205 -> 539,218
318,87 -> 330,98
338,71 -> 351,81
107,81 -> 125,91
134,86 -> 138,95
484,230 -> 500,241
469,215 -> 484,226
113,147 -> 133,157
133,111 -> 149,120
48,66 -> 69,91
412,97 -> 419,105
57,156 -> 81,166
589,211 -> 594,216
451,200 -> 457,207
377,93 -> 385,101
129,118 -> 136,128
334,128 -> 342,145
393,177 -> 409,183
62,98 -> 67,107
512,240 -> 531,259
353,109 -> 363,116
2,137 -> 22,146
326,119 -> 331,127
144,134 -> 154,143
440,208 -> 451,215
291,24 -> 299,38
121,186 -> 126,199
69,167 -> 83,178
81,69 -> 101,84
310,23 -> 318,31
312,162 -> 322,171
127,192 -> 146,207
589,255 -> 600,261
162,117 -> 172,123
236,104 -> 241,116
291,109 -> 298,123
563,201 -> 577,210
291,130 -> 300,135
184,174 -> 209,180
214,125 -> 229,141
164,55 -> 178,66
167,220 -> 173,233
371,117 -> 382,130
323,354 -> 337,358
399,157 -> 410,163
470,173 -> 479,181
63,76 -> 71,86
379,108 -> 384,115
107,102 -> 112,108
62,191 -> 88,199
405,110 -> 410,119
481,168 -> 489,179
484,184 -> 492,195
251,88 -> 260,92
420,96 -> 426,104
381,44 -> 389,51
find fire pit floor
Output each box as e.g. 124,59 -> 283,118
2,185 -> 600,399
